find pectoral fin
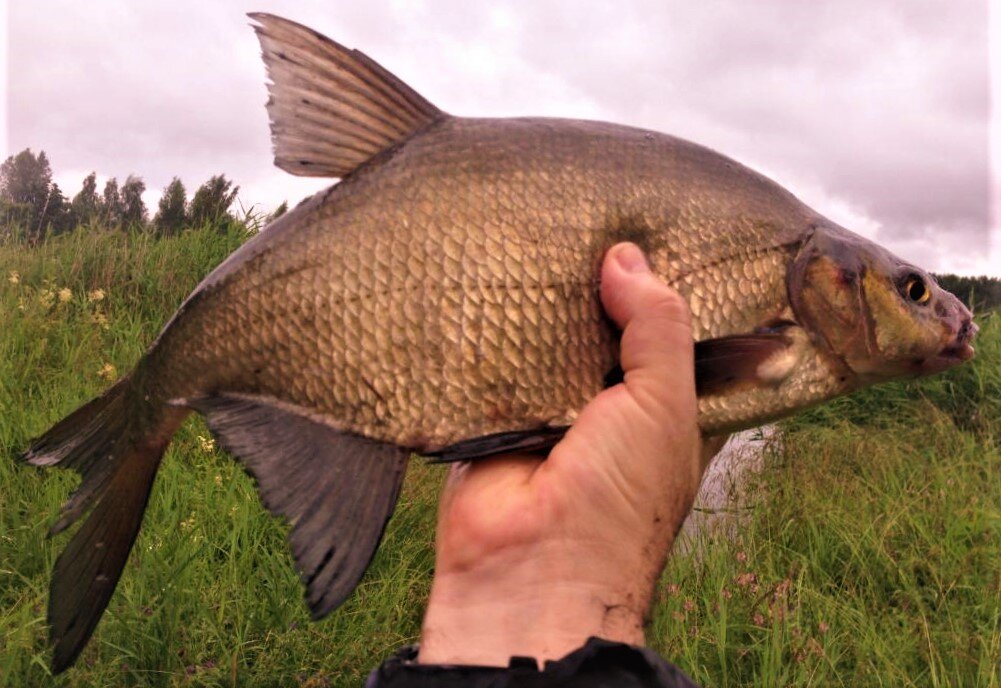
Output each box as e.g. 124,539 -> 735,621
426,426 -> 570,463
188,395 -> 408,618
695,328 -> 805,395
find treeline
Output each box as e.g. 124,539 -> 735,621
5,149 -> 999,313
934,274 -> 1001,314
0,148 -> 288,244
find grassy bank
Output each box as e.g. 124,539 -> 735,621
1,228 -> 997,686
655,317 -> 1000,686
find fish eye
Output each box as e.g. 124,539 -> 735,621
904,275 -> 930,304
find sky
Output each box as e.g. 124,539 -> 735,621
4,0 -> 999,276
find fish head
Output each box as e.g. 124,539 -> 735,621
789,225 -> 977,384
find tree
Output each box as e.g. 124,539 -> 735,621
0,148 -> 54,241
100,177 -> 123,228
154,177 -> 188,236
935,274 -> 1001,313
188,174 -> 239,229
120,175 -> 148,228
46,183 -> 75,236
71,172 -> 101,226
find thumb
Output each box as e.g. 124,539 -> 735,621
600,243 -> 696,418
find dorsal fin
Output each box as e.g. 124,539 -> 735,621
249,13 -> 444,178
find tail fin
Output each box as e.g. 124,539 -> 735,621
22,377 -> 184,673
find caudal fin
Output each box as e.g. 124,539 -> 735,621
22,377 -> 184,673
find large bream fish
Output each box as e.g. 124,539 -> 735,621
22,14 -> 977,672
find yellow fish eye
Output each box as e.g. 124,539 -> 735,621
905,276 -> 930,304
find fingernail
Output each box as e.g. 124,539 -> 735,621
614,243 -> 650,273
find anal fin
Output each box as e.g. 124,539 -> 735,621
188,395 -> 408,618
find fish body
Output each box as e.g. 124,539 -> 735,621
21,14 -> 976,672
156,115 -> 813,446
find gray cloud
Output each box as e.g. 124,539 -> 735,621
8,0 -> 994,274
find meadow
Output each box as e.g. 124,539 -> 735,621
0,227 -> 997,687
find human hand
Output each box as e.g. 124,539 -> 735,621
417,243 -> 724,666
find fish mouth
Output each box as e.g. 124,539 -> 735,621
918,342 -> 976,375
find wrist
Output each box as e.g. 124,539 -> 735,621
417,541 -> 652,666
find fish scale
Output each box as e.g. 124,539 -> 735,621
20,13 -> 976,672
157,116 -> 800,444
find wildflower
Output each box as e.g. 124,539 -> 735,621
774,578 -> 792,598
721,587 -> 733,600
736,551 -> 748,563
91,311 -> 110,329
38,289 -> 55,308
752,613 -> 765,626
671,611 -> 685,622
665,583 -> 680,596
58,288 -> 73,303
683,598 -> 696,612
180,512 -> 196,532
17,297 -> 26,311
688,625 -> 698,637
8,271 -> 20,284
818,621 -> 829,634
214,474 -> 223,487
98,362 -> 117,381
735,572 -> 757,588
87,289 -> 106,302
198,435 -> 217,453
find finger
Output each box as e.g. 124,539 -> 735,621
600,243 -> 696,415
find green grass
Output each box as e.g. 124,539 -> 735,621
653,316 -> 1000,686
1,228 -> 998,686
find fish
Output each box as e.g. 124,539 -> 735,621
20,13 -> 977,673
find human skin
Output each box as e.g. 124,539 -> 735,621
418,242 -> 723,666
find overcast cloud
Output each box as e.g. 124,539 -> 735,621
6,0 -> 998,275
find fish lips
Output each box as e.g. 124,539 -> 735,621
915,328 -> 977,375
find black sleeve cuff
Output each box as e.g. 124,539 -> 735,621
366,636 -> 701,687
